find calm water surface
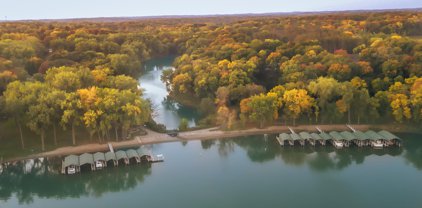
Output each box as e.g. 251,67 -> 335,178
1,133 -> 421,208
138,56 -> 200,130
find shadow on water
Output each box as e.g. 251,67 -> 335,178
0,159 -> 151,204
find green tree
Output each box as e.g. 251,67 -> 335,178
3,81 -> 45,149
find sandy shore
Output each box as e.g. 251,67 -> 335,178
6,123 -> 416,162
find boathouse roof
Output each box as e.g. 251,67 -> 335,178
279,133 -> 291,140
353,131 -> 370,140
93,152 -> 106,162
378,130 -> 400,140
329,131 -> 345,141
310,133 -> 323,140
299,132 -> 312,140
79,153 -> 94,166
137,147 -> 150,157
290,133 -> 301,141
365,130 -> 385,140
319,132 -> 332,140
340,131 -> 357,141
105,152 -> 117,161
63,155 -> 79,168
115,150 -> 128,160
126,149 -> 139,159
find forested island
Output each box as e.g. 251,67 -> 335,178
0,10 -> 422,158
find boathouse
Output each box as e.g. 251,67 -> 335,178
79,153 -> 95,171
105,151 -> 118,167
299,132 -> 314,146
115,150 -> 129,165
126,149 -> 141,164
137,147 -> 153,162
310,133 -> 326,146
62,155 -> 79,174
93,152 -> 106,168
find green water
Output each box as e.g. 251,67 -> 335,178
0,132 -> 421,208
138,56 -> 200,130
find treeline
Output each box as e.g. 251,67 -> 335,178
164,11 -> 422,128
2,67 -> 150,150
0,11 -> 422,152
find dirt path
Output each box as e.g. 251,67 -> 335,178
8,123 -> 414,162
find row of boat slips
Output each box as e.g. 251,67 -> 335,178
276,129 -> 401,149
61,147 -> 164,175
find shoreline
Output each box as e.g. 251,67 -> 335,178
4,124 -> 420,163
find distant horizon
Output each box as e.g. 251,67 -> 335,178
2,7 -> 422,22
1,0 -> 422,21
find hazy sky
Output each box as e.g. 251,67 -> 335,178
1,0 -> 421,20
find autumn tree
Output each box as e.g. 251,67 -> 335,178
282,89 -> 314,125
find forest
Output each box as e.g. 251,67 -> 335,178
0,10 -> 421,153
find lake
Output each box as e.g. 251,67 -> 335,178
0,133 -> 421,208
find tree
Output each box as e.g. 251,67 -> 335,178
308,77 -> 341,123
27,92 -> 52,151
61,92 -> 82,145
43,89 -> 66,145
3,81 -> 45,149
389,93 -> 411,123
410,78 -> 422,124
241,93 -> 279,128
282,89 -> 314,125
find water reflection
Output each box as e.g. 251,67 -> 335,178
203,134 -> 421,172
0,133 -> 420,205
0,159 -> 151,204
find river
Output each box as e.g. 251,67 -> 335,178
138,56 -> 200,130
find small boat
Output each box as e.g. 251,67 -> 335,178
151,154 -> 164,162
371,141 -> 384,148
333,140 -> 344,148
67,165 -> 77,175
95,161 -> 104,170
